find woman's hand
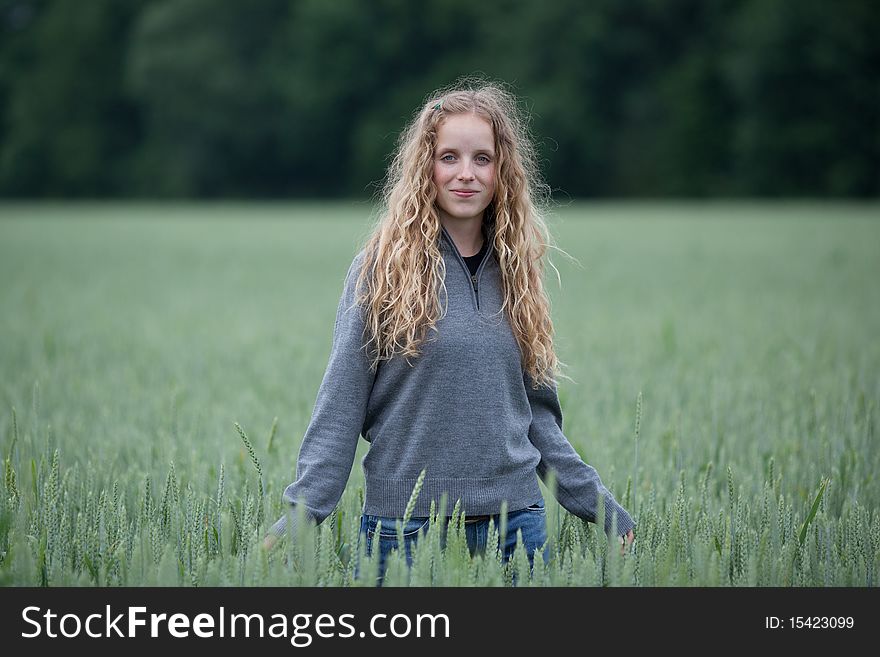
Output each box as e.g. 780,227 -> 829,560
261,533 -> 279,552
620,529 -> 635,556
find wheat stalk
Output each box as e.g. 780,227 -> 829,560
234,422 -> 264,528
397,468 -> 426,553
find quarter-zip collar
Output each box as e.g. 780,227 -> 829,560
439,221 -> 494,311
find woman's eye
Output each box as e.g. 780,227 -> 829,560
439,153 -> 490,163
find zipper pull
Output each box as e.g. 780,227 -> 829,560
471,274 -> 477,293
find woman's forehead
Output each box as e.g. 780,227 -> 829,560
436,114 -> 495,151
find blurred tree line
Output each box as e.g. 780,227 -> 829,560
0,0 -> 877,198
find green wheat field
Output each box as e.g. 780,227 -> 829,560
0,201 -> 877,586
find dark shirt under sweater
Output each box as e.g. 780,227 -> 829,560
462,235 -> 489,276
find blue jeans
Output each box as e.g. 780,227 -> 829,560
355,498 -> 551,586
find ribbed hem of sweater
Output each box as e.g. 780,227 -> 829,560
269,487 -> 636,541
269,478 -> 636,540
362,470 -> 545,519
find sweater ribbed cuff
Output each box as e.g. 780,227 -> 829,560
268,506 -> 302,540
602,494 -> 636,538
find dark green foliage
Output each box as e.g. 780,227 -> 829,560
0,0 -> 876,197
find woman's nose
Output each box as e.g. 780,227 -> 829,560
457,163 -> 475,180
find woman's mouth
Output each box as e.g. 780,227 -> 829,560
452,190 -> 478,198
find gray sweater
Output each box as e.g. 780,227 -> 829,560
269,223 -> 635,540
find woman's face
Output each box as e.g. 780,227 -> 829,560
432,112 -> 496,226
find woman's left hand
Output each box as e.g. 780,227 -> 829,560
620,529 -> 635,556
262,533 -> 279,552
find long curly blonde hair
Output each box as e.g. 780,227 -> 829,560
354,78 -> 568,389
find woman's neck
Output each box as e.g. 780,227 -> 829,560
440,216 -> 484,257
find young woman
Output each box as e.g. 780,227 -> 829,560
264,80 -> 636,582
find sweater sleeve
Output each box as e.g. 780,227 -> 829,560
524,370 -> 635,538
268,251 -> 376,540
